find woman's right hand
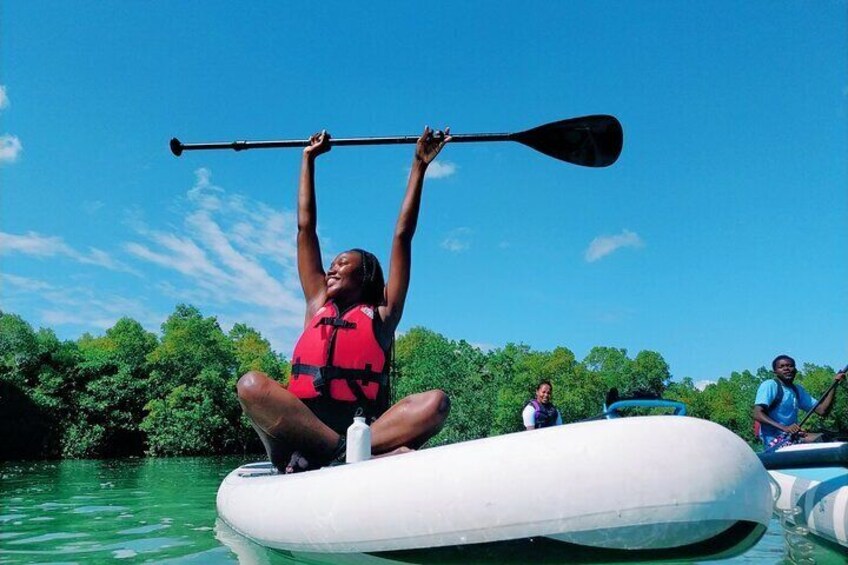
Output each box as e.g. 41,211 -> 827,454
304,130 -> 331,159
414,126 -> 451,166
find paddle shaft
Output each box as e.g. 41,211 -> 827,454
797,364 -> 847,429
171,132 -> 512,155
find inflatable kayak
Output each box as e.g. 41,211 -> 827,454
217,414 -> 772,561
767,442 -> 848,550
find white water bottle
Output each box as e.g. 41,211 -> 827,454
345,416 -> 371,463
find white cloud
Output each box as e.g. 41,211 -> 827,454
0,134 -> 22,164
124,168 -> 307,347
593,308 -> 634,324
0,273 -> 163,333
82,201 -> 105,214
0,86 -> 21,166
125,234 -> 224,279
470,342 -> 497,353
0,231 -> 135,272
0,231 -> 69,256
441,227 -> 472,252
187,167 -> 224,211
2,273 -> 54,292
694,379 -> 715,391
425,160 -> 457,179
3,168 -> 311,355
585,229 -> 644,262
76,248 -> 130,271
40,310 -> 123,331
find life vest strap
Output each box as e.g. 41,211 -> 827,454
291,363 -> 389,388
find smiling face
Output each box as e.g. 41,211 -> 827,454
325,251 -> 364,303
535,383 -> 553,405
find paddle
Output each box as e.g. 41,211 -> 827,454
170,115 -> 624,167
763,364 -> 847,453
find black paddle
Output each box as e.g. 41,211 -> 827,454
170,115 -> 624,168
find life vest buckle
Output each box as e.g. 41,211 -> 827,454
317,317 -> 357,329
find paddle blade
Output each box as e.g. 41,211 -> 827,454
170,138 -> 183,156
513,115 -> 623,167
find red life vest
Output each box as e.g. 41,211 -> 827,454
287,301 -> 389,410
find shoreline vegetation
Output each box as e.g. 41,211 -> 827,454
1,306 -> 845,461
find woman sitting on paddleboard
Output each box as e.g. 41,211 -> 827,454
237,127 -> 451,473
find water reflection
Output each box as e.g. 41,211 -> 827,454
0,457 -> 239,563
1,458 -> 846,564
213,518 -> 842,565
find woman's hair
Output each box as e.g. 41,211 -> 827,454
350,248 -> 385,306
537,380 -> 553,391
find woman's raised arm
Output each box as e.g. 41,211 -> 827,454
379,126 -> 450,334
297,131 -> 332,319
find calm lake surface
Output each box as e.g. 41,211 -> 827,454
1,457 -> 845,564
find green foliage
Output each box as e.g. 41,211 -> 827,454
141,375 -> 232,456
1,307 -> 846,460
664,377 -> 706,418
1,307 -> 283,459
68,318 -> 159,457
630,350 -> 671,396
147,304 -> 236,396
583,346 -> 630,391
62,423 -> 107,459
797,363 -> 847,434
394,328 -> 491,445
0,311 -> 41,386
582,346 -> 670,398
488,344 -> 599,435
0,313 -> 78,459
230,323 -> 289,382
697,370 -> 760,443
487,343 -> 532,436
142,306 -> 246,456
228,323 -> 289,453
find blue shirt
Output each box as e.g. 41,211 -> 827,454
754,379 -> 817,444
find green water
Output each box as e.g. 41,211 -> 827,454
0,458 -> 845,564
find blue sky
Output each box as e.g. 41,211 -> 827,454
2,2 -> 846,385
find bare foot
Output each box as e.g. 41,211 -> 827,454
373,446 -> 415,459
285,451 -> 311,473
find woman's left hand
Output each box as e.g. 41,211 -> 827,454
415,126 -> 451,165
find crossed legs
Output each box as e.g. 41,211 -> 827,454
236,370 -> 450,471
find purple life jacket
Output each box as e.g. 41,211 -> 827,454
528,399 -> 560,428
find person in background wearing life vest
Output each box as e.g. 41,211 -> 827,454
523,380 -> 563,430
752,354 -> 845,446
236,127 -> 452,473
